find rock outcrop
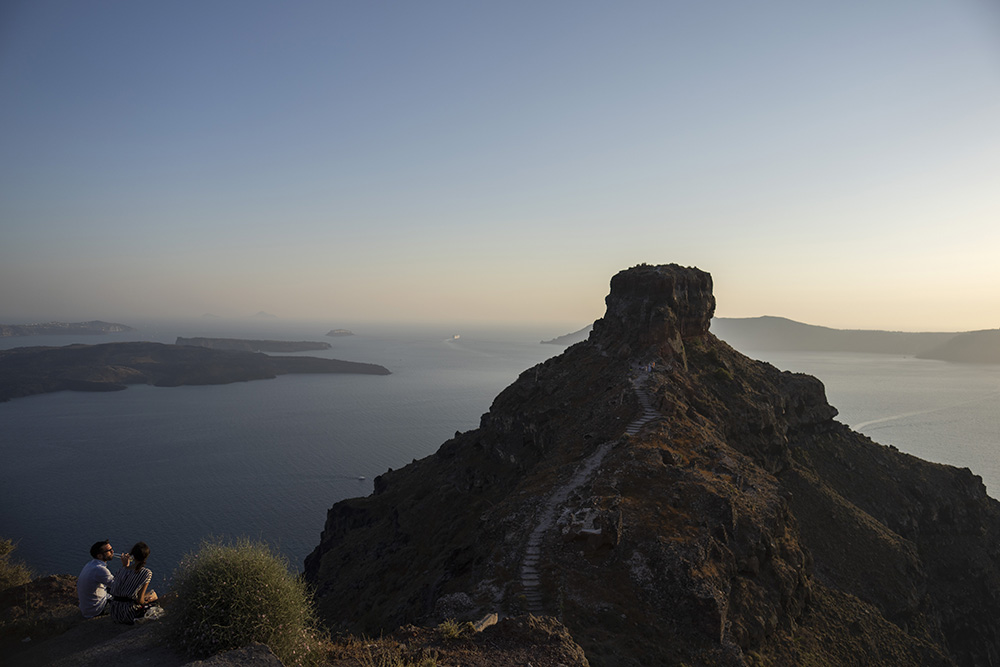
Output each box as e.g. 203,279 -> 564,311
305,263 -> 1000,666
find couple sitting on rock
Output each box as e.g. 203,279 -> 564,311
77,539 -> 161,624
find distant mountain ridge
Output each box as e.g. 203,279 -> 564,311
543,316 -> 999,363
176,336 -> 332,352
917,329 -> 1000,364
0,321 -> 135,337
710,316 -> 956,355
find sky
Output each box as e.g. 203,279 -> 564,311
2,1 -> 999,332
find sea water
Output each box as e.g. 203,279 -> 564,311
1,324 -> 999,588
749,350 -> 1000,498
0,321 -> 561,584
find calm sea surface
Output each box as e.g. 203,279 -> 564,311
1,323 -> 998,589
750,350 -> 1000,497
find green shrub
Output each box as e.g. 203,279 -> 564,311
167,538 -> 326,666
0,538 -> 33,592
436,618 -> 473,640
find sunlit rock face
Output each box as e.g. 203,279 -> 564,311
306,263 -> 1000,667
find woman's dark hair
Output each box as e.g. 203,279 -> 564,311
130,542 -> 150,569
90,540 -> 110,558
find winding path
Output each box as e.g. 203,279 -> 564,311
519,370 -> 659,615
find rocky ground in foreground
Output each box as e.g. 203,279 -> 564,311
0,575 -> 588,667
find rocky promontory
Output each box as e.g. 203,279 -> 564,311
176,337 -> 332,352
306,263 -> 1000,666
0,320 -> 136,337
0,341 -> 390,402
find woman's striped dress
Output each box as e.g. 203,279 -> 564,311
108,566 -> 153,624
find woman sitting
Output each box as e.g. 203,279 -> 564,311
108,541 -> 159,624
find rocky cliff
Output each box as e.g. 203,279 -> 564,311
305,264 -> 1000,667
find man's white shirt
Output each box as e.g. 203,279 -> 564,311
77,558 -> 114,617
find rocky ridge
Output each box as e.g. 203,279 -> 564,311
305,263 -> 1000,666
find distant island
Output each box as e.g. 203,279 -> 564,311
0,320 -> 135,337
0,341 -> 390,402
326,329 -> 354,337
543,316 -> 1000,363
540,326 -> 590,345
176,337 -> 332,352
710,316 -> 959,355
917,329 -> 1000,364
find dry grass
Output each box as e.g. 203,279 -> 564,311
0,538 -> 33,592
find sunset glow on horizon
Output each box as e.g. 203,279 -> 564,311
2,1 -> 998,333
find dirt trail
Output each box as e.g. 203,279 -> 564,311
519,371 -> 658,614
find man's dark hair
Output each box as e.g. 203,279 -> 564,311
90,540 -> 110,559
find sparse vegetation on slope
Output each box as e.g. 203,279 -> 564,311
168,538 -> 327,666
0,538 -> 33,592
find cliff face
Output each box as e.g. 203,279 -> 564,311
305,264 -> 1000,667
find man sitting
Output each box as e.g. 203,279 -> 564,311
77,539 -> 129,618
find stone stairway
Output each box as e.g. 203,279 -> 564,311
625,373 -> 659,436
519,371 -> 659,615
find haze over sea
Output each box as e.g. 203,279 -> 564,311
2,320 -> 998,589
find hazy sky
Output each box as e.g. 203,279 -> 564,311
2,1 -> 998,331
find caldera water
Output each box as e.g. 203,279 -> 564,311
1,321 -> 997,591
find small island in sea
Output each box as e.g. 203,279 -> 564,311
176,336 -> 332,352
0,320 -> 136,337
0,341 -> 390,402
326,328 -> 354,337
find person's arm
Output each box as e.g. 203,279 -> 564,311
136,570 -> 157,604
135,580 -> 150,604
98,564 -> 115,585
